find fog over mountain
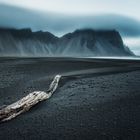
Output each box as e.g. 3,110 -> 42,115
0,4 -> 140,37
0,3 -> 140,55
0,28 -> 133,57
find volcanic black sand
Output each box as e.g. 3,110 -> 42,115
0,57 -> 140,140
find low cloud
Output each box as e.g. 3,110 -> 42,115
0,4 -> 140,37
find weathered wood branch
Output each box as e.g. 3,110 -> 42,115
0,75 -> 61,122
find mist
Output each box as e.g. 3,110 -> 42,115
0,4 -> 140,37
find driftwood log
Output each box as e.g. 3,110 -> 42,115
0,75 -> 61,122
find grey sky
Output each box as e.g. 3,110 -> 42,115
0,0 -> 140,20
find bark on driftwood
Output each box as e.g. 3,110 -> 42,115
0,75 -> 61,122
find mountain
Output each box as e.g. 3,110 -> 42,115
0,28 -> 134,57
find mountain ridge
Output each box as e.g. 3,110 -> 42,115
0,28 -> 134,57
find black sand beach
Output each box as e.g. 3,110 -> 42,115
0,57 -> 140,140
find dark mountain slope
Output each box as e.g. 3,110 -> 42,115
0,28 -> 134,57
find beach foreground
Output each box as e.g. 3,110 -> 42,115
0,57 -> 140,140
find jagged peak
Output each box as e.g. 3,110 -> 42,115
61,28 -> 121,39
0,27 -> 134,56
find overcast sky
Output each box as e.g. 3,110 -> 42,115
0,0 -> 140,55
0,0 -> 140,19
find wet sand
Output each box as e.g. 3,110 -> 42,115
0,57 -> 140,140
